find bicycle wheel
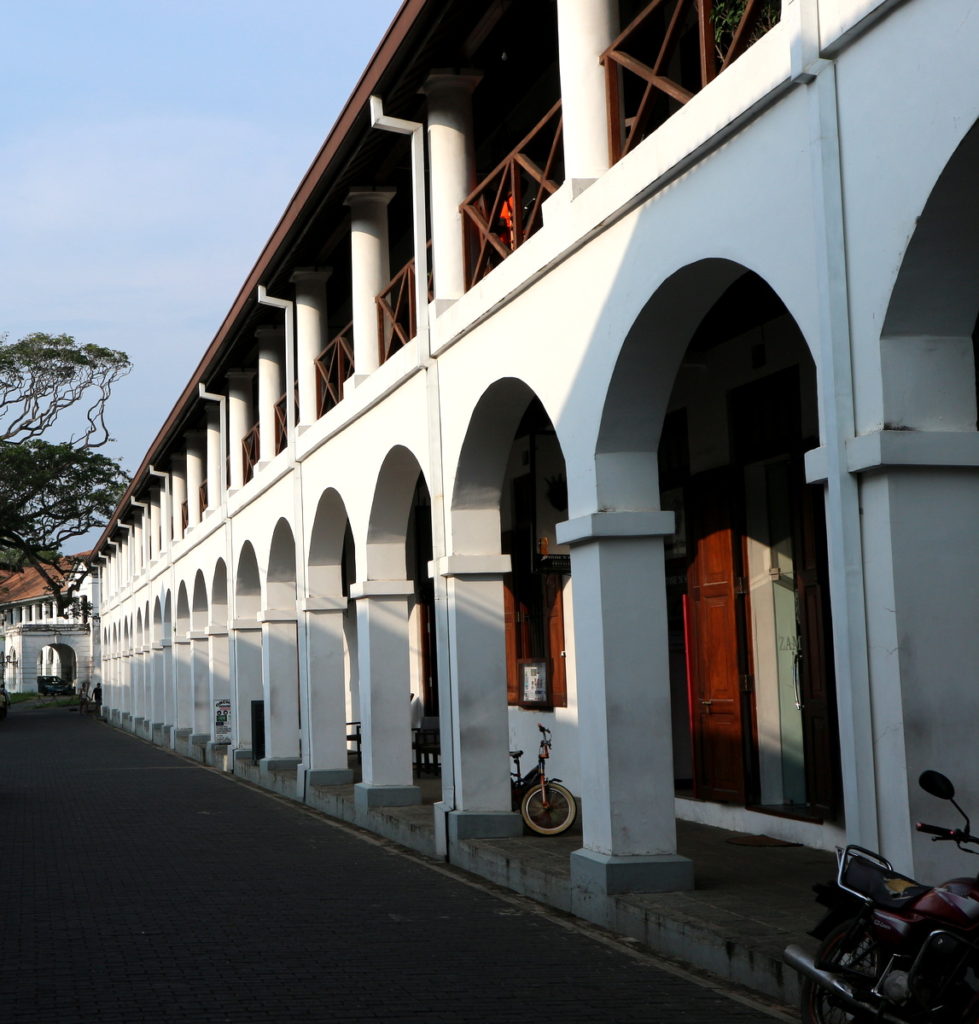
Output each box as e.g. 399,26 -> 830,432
521,781 -> 577,835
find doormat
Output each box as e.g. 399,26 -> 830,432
726,834 -> 801,847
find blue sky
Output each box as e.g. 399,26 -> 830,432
1,0 -> 403,498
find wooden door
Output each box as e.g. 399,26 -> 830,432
794,477 -> 839,814
686,470 -> 746,803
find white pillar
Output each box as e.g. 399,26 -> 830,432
173,635 -> 193,735
260,613 -> 301,765
256,326 -> 284,465
232,622 -> 263,756
132,518 -> 144,576
421,72 -> 480,306
291,268 -> 331,427
190,632 -> 210,738
207,625 -> 231,761
557,513 -> 694,896
439,557 -> 523,839
556,0 -> 617,191
302,601 -> 354,785
227,370 -> 254,491
170,456 -> 187,544
185,431 -> 205,530
345,188 -> 395,380
150,640 -> 166,732
350,580 -> 420,809
204,402 -> 222,513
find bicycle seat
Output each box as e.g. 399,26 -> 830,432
509,750 -> 523,759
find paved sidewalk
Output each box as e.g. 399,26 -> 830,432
0,705 -> 795,1024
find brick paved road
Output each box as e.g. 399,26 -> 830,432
0,708 -> 788,1023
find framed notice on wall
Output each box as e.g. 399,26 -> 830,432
518,659 -> 549,708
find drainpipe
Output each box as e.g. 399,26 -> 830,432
147,466 -> 172,561
130,499 -> 150,573
370,95 -> 455,857
198,383 -> 228,507
257,284 -> 309,798
256,286 -> 296,442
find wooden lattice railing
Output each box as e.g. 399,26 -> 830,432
461,100 -> 564,289
199,481 -> 208,517
315,323 -> 354,418
602,0 -> 781,163
376,243 -> 433,363
242,423 -> 260,484
273,386 -> 297,455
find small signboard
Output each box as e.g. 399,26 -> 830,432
214,698 -> 232,744
519,659 -> 549,708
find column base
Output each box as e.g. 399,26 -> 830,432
261,757 -> 301,774
306,768 -> 355,787
354,783 -> 421,811
150,722 -> 166,745
447,810 -> 524,840
570,848 -> 695,896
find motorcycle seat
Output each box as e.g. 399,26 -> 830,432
843,853 -> 930,907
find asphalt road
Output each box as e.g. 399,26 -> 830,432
0,705 -> 793,1023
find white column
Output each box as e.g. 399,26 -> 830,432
439,556 -> 523,839
190,632 -> 210,738
421,72 -> 480,306
231,622 -> 263,756
170,455 -> 187,544
173,635 -> 193,736
350,580 -> 420,810
185,431 -> 205,530
302,600 -> 354,785
557,512 -> 694,896
132,518 -> 144,576
260,613 -> 301,765
147,487 -> 160,561
556,0 -> 617,191
207,625 -> 231,761
150,640 -> 166,733
226,370 -> 254,491
256,326 -> 284,465
291,268 -> 331,427
204,402 -> 222,513
345,188 -> 395,380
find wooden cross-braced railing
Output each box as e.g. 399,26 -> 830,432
273,386 -> 297,455
602,0 -> 780,164
242,423 -> 260,484
461,100 -> 564,289
199,481 -> 208,517
315,323 -> 354,418
376,243 -> 433,364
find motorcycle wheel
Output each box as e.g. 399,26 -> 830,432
801,918 -> 883,1024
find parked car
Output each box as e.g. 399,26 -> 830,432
37,676 -> 73,696
0,684 -> 8,719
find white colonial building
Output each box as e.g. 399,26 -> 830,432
94,0 -> 979,903
0,560 -> 100,693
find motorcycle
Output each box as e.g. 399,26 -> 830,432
784,771 -> 979,1023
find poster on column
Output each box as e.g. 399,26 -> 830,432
214,699 -> 231,744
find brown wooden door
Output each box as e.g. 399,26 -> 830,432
686,471 -> 746,803
795,477 -> 839,814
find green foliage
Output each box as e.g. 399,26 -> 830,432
710,0 -> 781,59
0,332 -> 131,614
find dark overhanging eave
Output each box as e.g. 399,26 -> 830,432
94,0 -> 429,555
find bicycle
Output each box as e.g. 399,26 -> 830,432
510,723 -> 577,836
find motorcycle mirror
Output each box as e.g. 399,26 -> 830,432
920,770 -> 956,800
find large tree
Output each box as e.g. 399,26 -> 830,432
0,332 -> 131,614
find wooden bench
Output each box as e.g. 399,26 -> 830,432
346,721 -> 362,763
412,718 -> 440,775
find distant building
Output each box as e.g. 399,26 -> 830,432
93,0 -> 978,908
0,559 -> 100,692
